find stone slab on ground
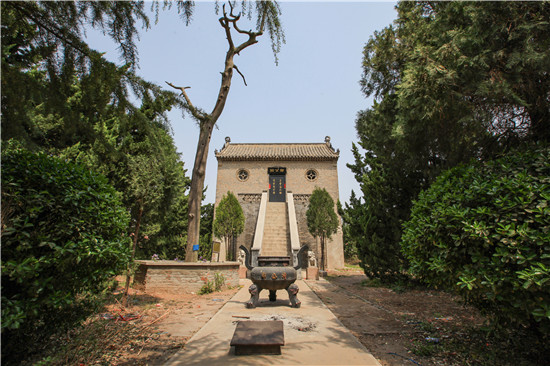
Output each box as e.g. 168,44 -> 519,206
230,320 -> 284,355
164,279 -> 381,366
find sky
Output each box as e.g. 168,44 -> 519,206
86,1 -> 398,204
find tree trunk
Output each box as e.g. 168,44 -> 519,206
527,100 -> 550,143
185,123 -> 215,262
122,206 -> 143,307
320,235 -> 326,271
183,7 -> 263,262
184,53 -> 235,263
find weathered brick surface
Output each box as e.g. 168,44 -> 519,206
237,194 -> 261,252
133,261 -> 240,293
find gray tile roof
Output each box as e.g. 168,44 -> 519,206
215,139 -> 340,161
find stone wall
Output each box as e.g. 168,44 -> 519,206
236,193 -> 262,252
294,195 -> 317,257
133,261 -> 240,294
294,195 -> 344,269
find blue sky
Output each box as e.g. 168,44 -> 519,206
86,1 -> 398,203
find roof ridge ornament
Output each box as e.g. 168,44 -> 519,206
217,136 -> 231,153
215,136 -> 232,155
325,136 -> 337,152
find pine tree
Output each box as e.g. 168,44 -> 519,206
306,188 -> 339,271
349,1 -> 550,281
213,192 -> 245,261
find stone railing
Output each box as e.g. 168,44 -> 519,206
286,191 -> 301,267
250,191 -> 268,267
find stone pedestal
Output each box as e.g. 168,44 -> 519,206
306,267 -> 319,280
238,266 -> 248,279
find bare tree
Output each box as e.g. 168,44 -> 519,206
167,1 -> 284,262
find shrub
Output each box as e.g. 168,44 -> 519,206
401,145 -> 550,334
213,192 -> 244,261
307,187 -> 339,271
198,273 -> 226,295
1,146 -> 131,362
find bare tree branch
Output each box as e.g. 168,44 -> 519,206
219,3 -> 263,55
233,65 -> 247,86
227,2 -> 241,22
165,81 -> 207,121
219,6 -> 235,51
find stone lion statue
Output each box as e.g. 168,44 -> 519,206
307,250 -> 317,267
237,249 -> 246,266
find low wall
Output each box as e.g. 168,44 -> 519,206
133,260 -> 240,294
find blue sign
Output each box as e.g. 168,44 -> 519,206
193,244 -> 199,251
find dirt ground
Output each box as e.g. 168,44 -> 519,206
96,267 -> 485,366
43,267 -> 493,365
314,267 -> 486,366
91,286 -> 242,365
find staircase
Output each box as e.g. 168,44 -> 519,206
260,202 -> 290,257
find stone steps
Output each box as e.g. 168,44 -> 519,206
260,202 -> 290,257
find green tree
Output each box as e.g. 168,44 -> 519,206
0,1 -> 184,147
337,199 -> 358,261
1,146 -> 131,364
1,0 -> 193,260
307,188 -> 339,271
402,145 -> 550,335
349,1 -> 550,280
213,192 -> 245,261
199,203 -> 215,261
121,153 -> 164,307
166,1 -> 285,262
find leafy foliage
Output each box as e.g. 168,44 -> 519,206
0,1 -> 186,148
402,145 -> 550,334
337,200 -> 358,260
213,192 -> 244,261
197,273 -> 226,295
1,146 -> 131,363
1,1 -> 192,262
348,1 -> 550,281
307,188 -> 339,270
199,203 -> 215,261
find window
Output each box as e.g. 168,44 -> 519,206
306,169 -> 318,182
237,169 -> 249,182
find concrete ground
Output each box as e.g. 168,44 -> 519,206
164,279 -> 381,366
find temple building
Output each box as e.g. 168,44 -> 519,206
213,136 -> 344,270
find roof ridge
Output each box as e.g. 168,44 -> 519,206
225,142 -> 329,145
215,141 -> 339,161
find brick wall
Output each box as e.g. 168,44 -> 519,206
133,261 -> 240,294
215,160 -> 340,205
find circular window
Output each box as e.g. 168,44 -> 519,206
305,169 -> 318,182
237,169 -> 249,182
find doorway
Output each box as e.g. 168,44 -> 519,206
268,167 -> 286,202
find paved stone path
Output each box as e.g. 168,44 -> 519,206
164,279 -> 381,365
